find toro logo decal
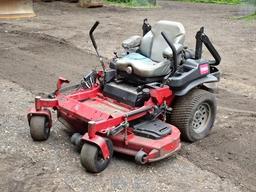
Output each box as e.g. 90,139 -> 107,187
199,64 -> 209,75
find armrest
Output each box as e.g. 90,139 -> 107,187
122,35 -> 142,49
163,43 -> 183,58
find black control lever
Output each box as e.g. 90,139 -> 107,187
142,18 -> 152,36
89,21 -> 106,76
89,21 -> 99,54
161,32 -> 178,86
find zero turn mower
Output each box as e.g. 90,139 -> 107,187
27,19 -> 221,173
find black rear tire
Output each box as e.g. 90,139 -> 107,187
30,116 -> 50,141
168,89 -> 216,142
80,139 -> 113,173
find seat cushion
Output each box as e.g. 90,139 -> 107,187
140,20 -> 185,62
115,53 -> 171,78
115,20 -> 186,78
122,35 -> 142,49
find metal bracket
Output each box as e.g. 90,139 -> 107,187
107,116 -> 129,136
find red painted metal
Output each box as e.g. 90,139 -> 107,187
67,85 -> 100,100
27,108 -> 52,128
150,85 -> 172,105
27,77 -> 181,164
35,97 -> 59,111
199,63 -> 209,75
58,97 -> 111,122
86,105 -> 152,139
108,125 -> 180,163
82,133 -> 110,159
56,77 -> 70,95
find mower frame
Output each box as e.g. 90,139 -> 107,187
28,76 -> 180,161
27,20 -> 221,172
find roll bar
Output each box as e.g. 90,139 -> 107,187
161,31 -> 178,74
160,31 -> 178,86
195,27 -> 221,66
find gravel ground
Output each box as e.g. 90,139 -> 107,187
0,1 -> 255,191
0,78 -> 241,192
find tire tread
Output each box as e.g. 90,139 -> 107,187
30,116 -> 49,141
169,89 -> 216,142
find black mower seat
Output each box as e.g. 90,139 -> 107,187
115,20 -> 185,78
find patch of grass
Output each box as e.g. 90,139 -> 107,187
104,0 -> 158,8
176,0 -> 240,4
239,12 -> 256,20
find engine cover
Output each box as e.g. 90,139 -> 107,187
103,82 -> 149,107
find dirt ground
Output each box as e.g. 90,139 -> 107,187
0,1 -> 256,191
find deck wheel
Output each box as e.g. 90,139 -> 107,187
30,116 -> 50,141
135,150 -> 148,164
80,139 -> 113,173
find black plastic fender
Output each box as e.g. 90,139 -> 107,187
175,73 -> 219,96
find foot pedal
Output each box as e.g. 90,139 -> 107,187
133,120 -> 172,139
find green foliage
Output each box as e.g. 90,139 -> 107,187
245,0 -> 256,6
239,12 -> 256,19
180,0 -> 240,4
105,0 -> 156,7
244,0 -> 256,13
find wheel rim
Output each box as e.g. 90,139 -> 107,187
192,102 -> 211,133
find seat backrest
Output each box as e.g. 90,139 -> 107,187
139,20 -> 185,62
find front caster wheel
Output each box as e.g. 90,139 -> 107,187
135,150 -> 147,164
29,116 -> 50,141
80,139 -> 113,173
